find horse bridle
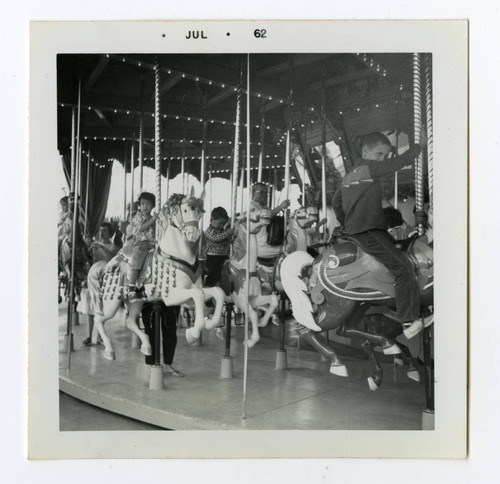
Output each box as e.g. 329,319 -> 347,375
169,202 -> 200,235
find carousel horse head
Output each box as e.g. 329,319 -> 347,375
231,208 -> 272,261
161,187 -> 205,243
293,206 -> 319,229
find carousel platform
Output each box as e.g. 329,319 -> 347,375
59,304 -> 427,431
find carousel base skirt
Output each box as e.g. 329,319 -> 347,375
59,306 -> 427,431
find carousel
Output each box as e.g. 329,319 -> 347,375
57,52 -> 434,430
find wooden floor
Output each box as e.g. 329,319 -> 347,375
59,303 -> 430,431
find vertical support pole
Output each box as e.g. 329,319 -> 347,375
66,77 -> 82,366
321,63 -> 328,240
123,143 -> 128,221
231,58 -> 243,227
149,55 -> 165,391
413,53 -> 425,235
199,92 -> 208,255
130,135 -> 135,217
257,103 -> 265,182
424,53 -> 433,207
181,142 -> 186,194
208,168 -> 213,215
302,126 -> 307,206
394,129 -> 399,209
283,55 -> 294,231
139,79 -> 145,191
84,148 -> 91,240
220,302 -> 234,379
242,53 -> 251,420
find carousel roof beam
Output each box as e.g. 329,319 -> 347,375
260,99 -> 283,114
83,56 -> 110,93
82,126 -> 234,141
158,73 -> 183,96
94,108 -> 113,128
256,54 -> 331,77
207,88 -> 235,107
307,68 -> 375,92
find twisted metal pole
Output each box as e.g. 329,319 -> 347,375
413,53 -> 425,236
231,58 -> 243,227
321,63 -> 327,239
257,102 -> 265,182
424,53 -> 434,207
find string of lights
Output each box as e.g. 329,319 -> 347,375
58,101 -> 316,132
106,54 -> 318,110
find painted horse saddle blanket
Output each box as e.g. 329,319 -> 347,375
313,236 -> 433,301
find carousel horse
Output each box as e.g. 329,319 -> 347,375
281,233 -> 433,390
58,217 -> 89,303
256,205 -> 320,296
87,189 -> 226,360
219,209 -> 280,348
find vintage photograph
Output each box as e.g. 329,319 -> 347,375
29,21 -> 468,459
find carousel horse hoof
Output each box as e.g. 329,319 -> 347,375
244,335 -> 260,348
271,314 -> 281,326
394,357 -> 404,367
382,343 -> 401,355
102,349 -> 116,361
204,317 -> 217,330
407,369 -> 421,382
185,328 -> 200,346
367,376 -> 380,391
215,328 -> 225,340
140,345 -> 152,356
329,364 -> 349,377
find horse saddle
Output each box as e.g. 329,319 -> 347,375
314,236 -> 433,302
220,260 -> 257,296
120,246 -> 154,287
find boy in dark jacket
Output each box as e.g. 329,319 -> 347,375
332,131 -> 432,339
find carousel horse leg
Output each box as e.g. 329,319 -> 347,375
394,341 -> 421,382
93,300 -> 120,361
245,304 -> 261,348
340,304 -> 402,355
363,341 -> 384,391
164,288 -> 206,345
300,329 -> 348,377
202,286 -> 226,329
254,294 -> 280,327
124,302 -> 152,356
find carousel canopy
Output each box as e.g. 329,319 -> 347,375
57,53 -> 419,190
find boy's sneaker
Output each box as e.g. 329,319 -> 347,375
403,314 -> 434,339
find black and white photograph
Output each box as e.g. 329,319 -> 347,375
28,20 -> 468,460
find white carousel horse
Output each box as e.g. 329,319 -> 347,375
220,209 -> 280,348
88,188 -> 226,360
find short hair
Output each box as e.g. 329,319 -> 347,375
354,132 -> 391,156
252,182 -> 268,195
138,192 -> 155,205
211,206 -> 229,220
100,222 -> 114,236
60,196 -> 69,204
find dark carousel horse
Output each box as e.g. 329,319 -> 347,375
281,233 -> 433,390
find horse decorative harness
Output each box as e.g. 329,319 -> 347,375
310,236 -> 434,304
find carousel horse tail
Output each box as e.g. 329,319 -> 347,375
280,251 -> 322,332
87,261 -> 107,316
